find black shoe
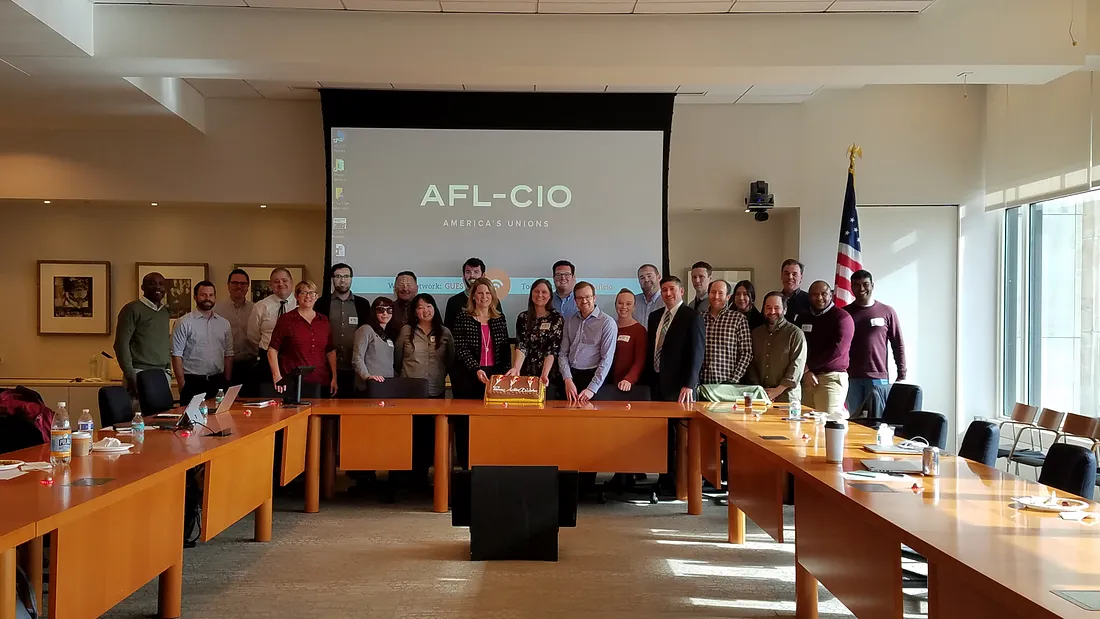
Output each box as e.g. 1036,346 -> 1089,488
184,539 -> 197,549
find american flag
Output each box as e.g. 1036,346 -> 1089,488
833,166 -> 863,307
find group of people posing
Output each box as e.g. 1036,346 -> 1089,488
114,256 -> 906,419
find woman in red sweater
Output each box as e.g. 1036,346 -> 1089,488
611,288 -> 647,392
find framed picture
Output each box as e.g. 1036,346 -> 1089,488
690,267 -> 755,288
38,261 -> 112,335
235,264 -> 305,303
136,263 -> 210,321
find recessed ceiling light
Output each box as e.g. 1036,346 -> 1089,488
43,200 -> 51,204
260,204 -> 267,209
151,202 -> 158,206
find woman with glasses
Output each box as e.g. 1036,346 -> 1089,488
732,280 -> 766,331
352,296 -> 397,393
505,278 -> 563,391
267,280 -> 337,397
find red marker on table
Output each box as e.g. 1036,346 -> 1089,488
911,483 -> 921,493
40,478 -> 54,487
378,401 -> 386,407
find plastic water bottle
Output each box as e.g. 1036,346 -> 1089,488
131,411 -> 145,443
50,402 -> 72,466
199,401 -> 209,419
77,408 -> 94,434
877,423 -> 893,446
215,389 -> 225,405
788,394 -> 801,419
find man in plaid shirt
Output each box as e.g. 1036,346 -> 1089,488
700,280 -> 753,384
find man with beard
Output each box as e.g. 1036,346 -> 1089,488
317,263 -> 372,398
387,271 -> 419,338
745,291 -> 807,403
171,280 -> 234,406
115,271 -> 171,399
445,258 -> 507,330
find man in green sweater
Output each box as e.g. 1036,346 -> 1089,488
114,272 -> 171,396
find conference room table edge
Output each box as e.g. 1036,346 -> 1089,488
304,398 -> 704,516
698,408 -> 1097,619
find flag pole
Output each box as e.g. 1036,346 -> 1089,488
847,143 -> 862,174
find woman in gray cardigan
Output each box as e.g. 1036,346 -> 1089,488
352,296 -> 396,393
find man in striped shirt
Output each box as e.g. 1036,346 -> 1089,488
699,280 -> 752,384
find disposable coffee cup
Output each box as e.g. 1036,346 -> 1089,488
72,432 -> 93,457
824,420 -> 846,464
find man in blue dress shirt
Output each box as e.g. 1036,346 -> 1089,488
557,281 -> 617,404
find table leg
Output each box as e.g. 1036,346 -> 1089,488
305,414 -> 322,513
726,449 -> 746,544
434,414 -> 449,513
675,422 -> 688,501
0,547 -> 15,619
157,560 -> 183,619
795,560 -> 819,619
687,419 -> 702,515
254,498 -> 273,542
321,417 -> 336,500
17,537 -> 42,614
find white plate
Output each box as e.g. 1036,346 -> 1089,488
1015,496 -> 1089,512
0,460 -> 24,471
92,445 -> 134,454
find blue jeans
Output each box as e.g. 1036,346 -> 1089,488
847,378 -> 890,419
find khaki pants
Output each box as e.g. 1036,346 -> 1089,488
802,371 -> 849,417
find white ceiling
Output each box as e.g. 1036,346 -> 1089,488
184,79 -> 822,103
92,0 -> 937,15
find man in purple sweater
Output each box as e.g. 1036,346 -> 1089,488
795,280 -> 854,417
843,270 -> 907,419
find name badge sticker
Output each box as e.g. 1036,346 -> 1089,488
801,324 -> 813,333
387,339 -> 395,347
349,316 -> 358,325
870,317 -> 886,327
617,334 -> 631,342
540,322 -> 551,331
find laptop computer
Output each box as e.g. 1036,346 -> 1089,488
149,393 -> 206,429
863,443 -> 924,455
860,459 -> 924,474
213,384 -> 241,414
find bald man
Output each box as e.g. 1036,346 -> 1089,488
114,272 -> 171,398
793,280 -> 854,417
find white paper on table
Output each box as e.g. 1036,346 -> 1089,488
841,471 -> 918,484
0,469 -> 28,481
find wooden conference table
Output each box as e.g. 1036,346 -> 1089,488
698,403 -> 1100,619
0,403 -> 311,619
306,398 -> 705,516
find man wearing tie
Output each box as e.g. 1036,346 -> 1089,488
645,276 -> 705,404
645,275 -> 705,497
246,267 -> 296,393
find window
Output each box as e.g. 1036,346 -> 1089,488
1001,190 -> 1100,417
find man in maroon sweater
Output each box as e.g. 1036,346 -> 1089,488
795,280 -> 854,417
843,270 -> 907,419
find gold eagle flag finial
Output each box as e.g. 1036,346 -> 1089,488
847,144 -> 863,173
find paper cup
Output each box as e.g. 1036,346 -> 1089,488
72,432 -> 93,457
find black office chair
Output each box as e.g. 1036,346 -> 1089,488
590,382 -> 658,504
897,410 -> 948,450
1038,443 -> 1097,500
854,383 -> 922,428
958,420 -> 999,467
362,377 -> 429,399
98,386 -> 133,429
0,415 -> 46,454
136,370 -> 175,415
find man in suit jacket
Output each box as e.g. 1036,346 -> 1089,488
645,275 -> 705,404
316,263 -> 373,398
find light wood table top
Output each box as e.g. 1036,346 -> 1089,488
309,398 -> 697,418
699,406 -> 1100,619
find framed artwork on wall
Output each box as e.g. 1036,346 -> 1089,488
38,261 -> 112,335
136,263 -> 210,322
235,264 -> 305,303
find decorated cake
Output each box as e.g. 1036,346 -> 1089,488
484,374 -> 546,405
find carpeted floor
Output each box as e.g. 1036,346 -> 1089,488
99,489 -> 927,619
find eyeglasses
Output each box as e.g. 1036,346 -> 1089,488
299,291 -> 319,298
376,307 -> 394,314
229,281 -> 249,286
554,273 -> 572,279
332,275 -> 352,280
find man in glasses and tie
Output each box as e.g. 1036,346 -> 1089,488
246,267 -> 296,394
645,274 -> 705,497
316,263 -> 373,398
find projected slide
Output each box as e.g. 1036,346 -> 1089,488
330,127 -> 665,330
